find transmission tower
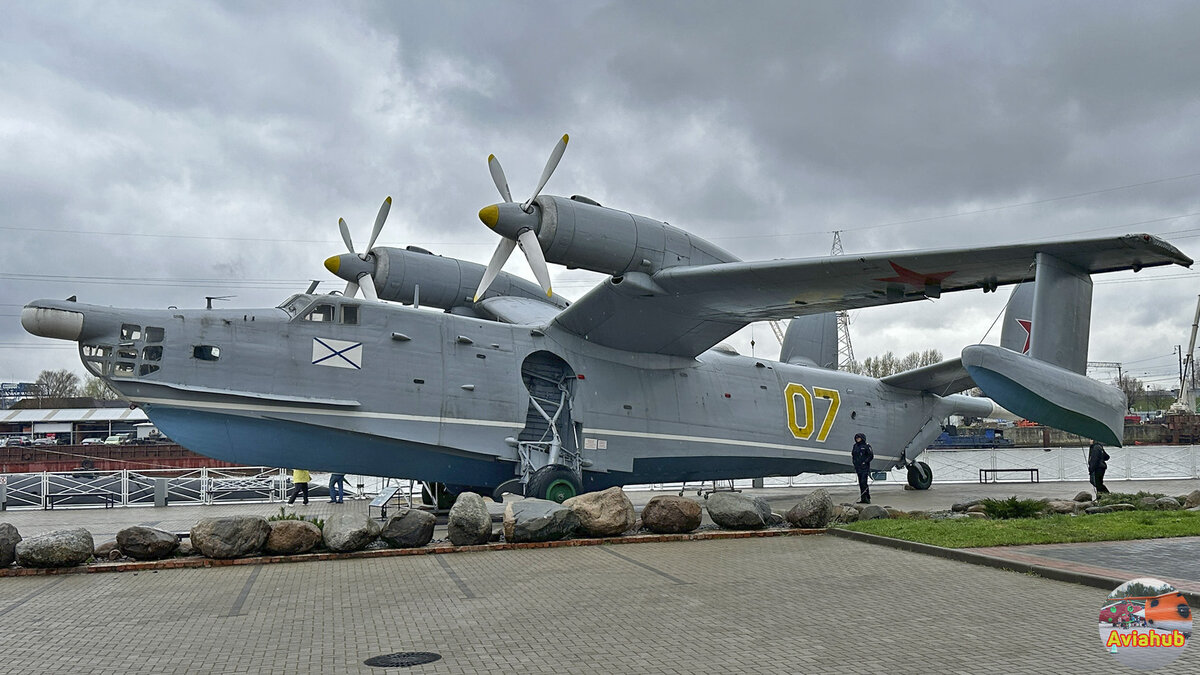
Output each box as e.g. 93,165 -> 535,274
831,231 -> 855,369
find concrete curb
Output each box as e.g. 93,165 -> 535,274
827,527 -> 1200,606
0,526 -> 825,577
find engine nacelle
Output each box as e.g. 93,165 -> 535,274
374,247 -> 566,310
533,196 -> 739,276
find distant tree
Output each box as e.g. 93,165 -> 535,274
846,349 -> 943,378
35,369 -> 80,398
1117,374 -> 1144,412
81,375 -> 119,401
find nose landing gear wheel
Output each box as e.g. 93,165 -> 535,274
907,461 -> 933,490
527,465 -> 581,503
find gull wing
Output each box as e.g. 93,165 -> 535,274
551,233 -> 1191,358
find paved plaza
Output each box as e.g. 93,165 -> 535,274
3,534 -> 1183,674
2,478 -> 1200,673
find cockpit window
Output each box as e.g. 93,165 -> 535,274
342,305 -> 359,325
278,294 -> 307,317
145,326 -> 165,342
304,304 -> 336,322
120,324 -> 142,341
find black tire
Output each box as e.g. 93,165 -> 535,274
907,461 -> 933,490
526,465 -> 581,503
492,479 -> 524,502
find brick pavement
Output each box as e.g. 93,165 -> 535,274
4,535 -> 1195,674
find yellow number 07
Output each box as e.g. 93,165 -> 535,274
784,383 -> 841,442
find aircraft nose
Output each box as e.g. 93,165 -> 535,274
21,302 -> 84,341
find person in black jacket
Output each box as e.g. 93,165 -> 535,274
852,433 -> 874,504
1088,440 -> 1110,494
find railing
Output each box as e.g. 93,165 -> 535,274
2,445 -> 1197,510
637,445 -> 1200,491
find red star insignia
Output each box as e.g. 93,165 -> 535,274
1016,318 -> 1032,354
874,262 -> 956,287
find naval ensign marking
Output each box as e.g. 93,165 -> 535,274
312,338 -> 363,370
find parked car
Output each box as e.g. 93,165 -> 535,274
0,436 -> 31,447
80,437 -> 106,445
31,437 -> 58,446
103,434 -> 133,445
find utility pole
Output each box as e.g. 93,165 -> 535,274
831,231 -> 855,370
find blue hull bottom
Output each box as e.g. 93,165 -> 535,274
145,406 -> 516,488
147,406 -> 848,492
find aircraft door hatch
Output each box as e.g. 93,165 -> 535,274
516,351 -> 580,484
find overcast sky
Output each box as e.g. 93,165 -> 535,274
3,1 -> 1200,391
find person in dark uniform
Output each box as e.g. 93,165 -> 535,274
852,433 -> 874,504
1088,440 -> 1110,494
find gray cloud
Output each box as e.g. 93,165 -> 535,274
2,0 -> 1200,386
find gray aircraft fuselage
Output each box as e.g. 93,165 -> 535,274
23,293 -> 969,491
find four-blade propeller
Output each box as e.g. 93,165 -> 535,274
325,196 -> 391,301
474,134 -> 568,301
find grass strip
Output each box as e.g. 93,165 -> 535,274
839,510 -> 1200,548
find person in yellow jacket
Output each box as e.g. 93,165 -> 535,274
287,468 -> 311,505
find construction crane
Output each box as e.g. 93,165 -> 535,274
1169,295 -> 1200,414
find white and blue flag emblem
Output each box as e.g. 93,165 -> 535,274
311,338 -> 362,370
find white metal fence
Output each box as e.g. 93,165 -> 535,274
642,445 -> 1200,492
2,445 -> 1197,510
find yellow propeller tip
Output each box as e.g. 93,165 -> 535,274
324,255 -> 341,274
561,134 -> 569,144
385,196 -> 392,203
478,204 -> 499,228
546,289 -> 553,297
488,154 -> 496,162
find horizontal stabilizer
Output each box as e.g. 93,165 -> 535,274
962,344 -> 1124,446
881,358 -> 976,394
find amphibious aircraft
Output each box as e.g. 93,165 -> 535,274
22,136 -> 1193,502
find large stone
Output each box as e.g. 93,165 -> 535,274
1110,503 -> 1137,511
785,489 -> 834,528
966,504 -> 988,514
264,520 -> 322,555
1046,500 -> 1080,514
448,492 -> 492,546
0,523 -> 20,567
503,498 -> 580,543
117,526 -> 179,560
1185,490 -> 1200,509
641,496 -> 702,534
1085,505 -> 1115,515
562,487 -> 637,537
832,504 -> 860,523
1074,491 -> 1093,502
705,492 -> 771,530
15,528 -> 93,568
858,505 -> 890,521
380,509 -> 437,548
94,539 -> 121,561
1155,497 -> 1181,511
1140,496 -> 1159,508
322,513 -> 380,552
190,516 -> 270,559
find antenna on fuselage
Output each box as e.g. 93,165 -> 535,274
205,295 -> 234,310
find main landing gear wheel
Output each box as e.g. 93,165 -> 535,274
526,465 -> 581,503
907,461 -> 933,490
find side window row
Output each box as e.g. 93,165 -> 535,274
303,304 -> 358,325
